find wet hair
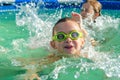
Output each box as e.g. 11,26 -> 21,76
83,0 -> 102,16
89,1 -> 102,13
52,17 -> 87,38
52,17 -> 81,36
54,17 -> 80,27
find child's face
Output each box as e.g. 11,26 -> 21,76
50,21 -> 85,56
81,3 -> 94,19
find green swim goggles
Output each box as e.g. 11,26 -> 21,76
52,30 -> 83,42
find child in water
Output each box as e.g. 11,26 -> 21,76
21,16 -> 107,80
72,0 -> 102,21
72,0 -> 102,46
81,0 -> 102,20
23,15 -> 87,80
50,16 -> 87,57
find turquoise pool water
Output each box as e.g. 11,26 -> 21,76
0,3 -> 120,80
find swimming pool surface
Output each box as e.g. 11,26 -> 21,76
0,2 -> 120,80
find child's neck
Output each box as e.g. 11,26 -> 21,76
55,52 -> 81,58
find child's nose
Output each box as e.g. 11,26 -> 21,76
65,37 -> 72,43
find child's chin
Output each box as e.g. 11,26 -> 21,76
64,49 -> 74,53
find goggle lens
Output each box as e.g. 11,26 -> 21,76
71,31 -> 79,40
56,33 -> 66,41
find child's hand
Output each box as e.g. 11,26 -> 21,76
25,73 -> 41,80
71,12 -> 82,26
71,12 -> 88,38
90,38 -> 98,46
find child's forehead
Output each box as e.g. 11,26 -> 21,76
55,20 -> 79,27
54,21 -> 80,31
54,23 -> 81,34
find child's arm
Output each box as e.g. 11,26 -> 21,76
15,54 -> 61,80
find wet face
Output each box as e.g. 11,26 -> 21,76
50,21 -> 85,56
81,2 -> 94,19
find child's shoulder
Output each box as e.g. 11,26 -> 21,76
44,53 -> 62,64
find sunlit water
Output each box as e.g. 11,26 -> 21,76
0,2 -> 120,80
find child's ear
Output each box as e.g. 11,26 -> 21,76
50,41 -> 57,49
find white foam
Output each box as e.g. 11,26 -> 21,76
58,0 -> 83,3
0,0 -> 15,4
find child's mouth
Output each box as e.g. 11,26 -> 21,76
64,45 -> 73,49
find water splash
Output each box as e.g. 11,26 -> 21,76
16,2 -> 64,49
15,4 -> 120,79
1,2 -> 120,80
